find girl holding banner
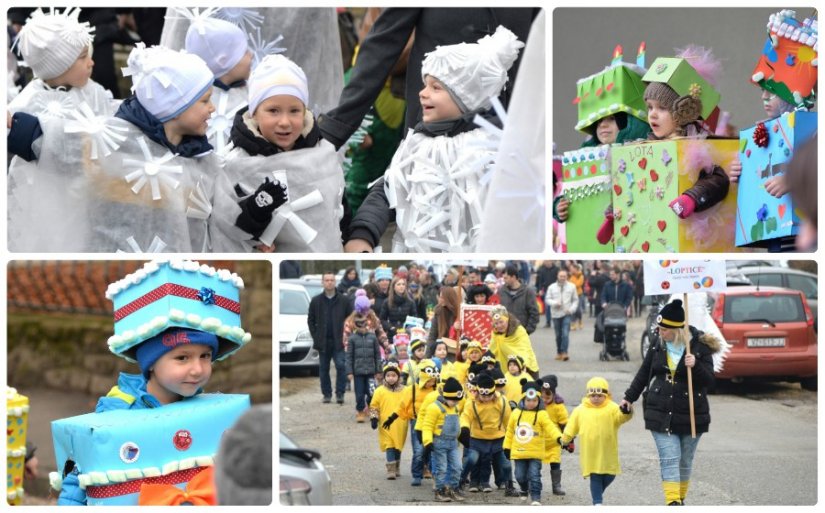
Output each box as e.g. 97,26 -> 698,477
619,299 -> 723,505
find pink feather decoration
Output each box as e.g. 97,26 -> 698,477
675,45 -> 722,87
682,140 -> 714,182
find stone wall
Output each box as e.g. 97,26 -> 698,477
7,261 -> 272,404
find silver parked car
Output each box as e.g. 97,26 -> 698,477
279,283 -> 317,369
735,266 -> 817,324
280,432 -> 332,505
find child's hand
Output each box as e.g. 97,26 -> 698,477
619,399 -> 632,414
669,195 -> 696,219
382,413 -> 399,429
684,354 -> 695,368
359,133 -> 374,150
371,417 -> 379,430
254,243 -> 276,252
764,175 -> 788,198
344,239 -> 374,253
347,373 -> 354,381
565,439 -> 575,453
556,198 -> 570,222
7,111 -> 12,130
728,157 -> 742,183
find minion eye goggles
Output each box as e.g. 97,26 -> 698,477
587,387 -> 607,396
523,389 -> 539,399
476,386 -> 495,396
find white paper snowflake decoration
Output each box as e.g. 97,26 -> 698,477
122,137 -> 183,200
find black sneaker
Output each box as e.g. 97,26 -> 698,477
322,396 -> 331,404
336,395 -> 344,405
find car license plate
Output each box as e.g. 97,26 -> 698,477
747,338 -> 786,347
280,344 -> 289,353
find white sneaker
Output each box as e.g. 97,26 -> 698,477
531,501 -> 541,506
520,496 -> 527,501
483,486 -> 493,493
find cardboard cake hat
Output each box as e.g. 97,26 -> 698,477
751,9 -> 818,109
105,260 -> 251,362
643,54 -> 720,122
574,43 -> 649,133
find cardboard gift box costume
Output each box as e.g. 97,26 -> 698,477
49,260 -> 253,505
7,389 -> 29,505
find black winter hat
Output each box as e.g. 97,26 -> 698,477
657,299 -> 686,328
442,377 -> 464,399
490,367 -> 507,387
475,372 -> 496,395
520,378 -> 541,400
481,350 -> 497,365
538,374 -> 558,393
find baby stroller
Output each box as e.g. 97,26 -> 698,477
599,303 -> 629,361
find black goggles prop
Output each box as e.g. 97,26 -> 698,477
587,387 -> 608,396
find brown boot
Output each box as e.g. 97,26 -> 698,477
555,354 -> 563,360
393,460 -> 401,477
423,467 -> 433,479
356,411 -> 366,423
386,462 -> 396,480
434,488 -> 452,502
561,353 -> 570,361
448,487 -> 466,502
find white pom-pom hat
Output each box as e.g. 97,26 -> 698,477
15,7 -> 94,81
122,43 -> 214,123
421,25 -> 524,113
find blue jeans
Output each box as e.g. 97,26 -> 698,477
545,301 -> 552,326
319,347 -> 346,398
589,473 -> 615,505
386,448 -> 401,462
433,437 -> 461,489
410,420 -> 424,479
651,431 -> 703,482
514,459 -> 543,501
553,315 -> 571,354
462,438 -> 510,486
352,374 -> 371,411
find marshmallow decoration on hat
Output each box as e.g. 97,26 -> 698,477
122,43 -> 214,123
15,7 -> 94,80
178,8 -> 250,78
247,54 -> 309,113
751,9 -> 818,109
105,260 -> 251,362
421,25 -> 524,113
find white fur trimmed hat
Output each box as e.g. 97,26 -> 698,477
15,7 -> 94,81
184,14 -> 249,78
122,43 -> 214,123
247,54 -> 309,113
421,25 -> 524,112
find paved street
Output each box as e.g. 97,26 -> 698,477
279,309 -> 817,506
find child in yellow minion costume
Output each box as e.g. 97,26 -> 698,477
382,359 -> 439,486
458,372 -> 516,495
504,379 -> 562,505
402,338 -> 427,386
369,361 -> 409,480
539,374 -> 571,496
560,377 -> 633,505
504,355 -> 530,404
421,377 -> 466,502
452,340 -> 484,390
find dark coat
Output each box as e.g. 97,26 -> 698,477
623,326 -> 721,434
345,331 -> 382,376
307,292 -> 353,352
601,280 -> 633,308
499,283 -> 539,334
378,294 -> 418,337
535,264 -> 559,296
317,7 -> 541,149
682,165 -> 730,213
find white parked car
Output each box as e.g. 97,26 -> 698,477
280,432 -> 332,505
279,283 -> 316,369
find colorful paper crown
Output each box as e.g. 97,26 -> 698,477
751,9 -> 818,108
643,56 -> 720,121
105,260 -> 251,362
574,43 -> 648,133
374,265 -> 393,281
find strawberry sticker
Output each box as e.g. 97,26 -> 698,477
620,226 -> 629,237
638,157 -> 647,169
613,184 -> 623,196
650,169 -> 659,181
642,241 -> 650,252
778,204 -> 786,219
657,220 -> 667,232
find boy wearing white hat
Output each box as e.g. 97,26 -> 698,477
182,9 -> 254,155
345,26 -> 524,253
7,44 -> 231,252
210,54 -> 346,252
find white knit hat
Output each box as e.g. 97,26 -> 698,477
421,25 -> 524,112
122,43 -> 214,123
15,7 -> 94,81
247,54 -> 308,114
184,13 -> 249,78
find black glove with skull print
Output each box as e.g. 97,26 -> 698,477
235,177 -> 288,237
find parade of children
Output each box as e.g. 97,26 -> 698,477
7,7 -> 546,253
554,8 -> 817,253
280,258 -> 817,505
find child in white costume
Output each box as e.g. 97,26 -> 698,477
7,8 -> 116,252
211,54 -> 345,252
382,26 -> 523,253
8,44 -> 224,253
178,8 -> 254,156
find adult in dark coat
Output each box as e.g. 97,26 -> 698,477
307,272 -> 354,404
534,260 -> 559,327
619,300 -> 721,506
600,268 -> 633,309
378,276 -> 419,340
498,265 -> 539,335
